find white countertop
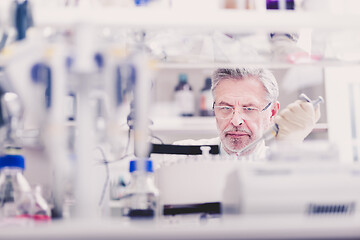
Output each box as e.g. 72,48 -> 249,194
1,215 -> 359,240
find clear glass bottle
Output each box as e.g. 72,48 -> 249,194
122,159 -> 159,218
0,154 -> 34,225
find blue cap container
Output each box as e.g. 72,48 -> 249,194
129,159 -> 153,173
0,155 -> 25,170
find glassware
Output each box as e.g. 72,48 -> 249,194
121,159 -> 159,218
0,154 -> 34,226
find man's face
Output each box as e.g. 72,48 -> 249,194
214,77 -> 279,155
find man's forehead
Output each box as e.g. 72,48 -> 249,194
215,77 -> 264,93
214,77 -> 267,104
216,95 -> 263,105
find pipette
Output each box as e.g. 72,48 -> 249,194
236,93 -> 324,156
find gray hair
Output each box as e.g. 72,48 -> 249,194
211,68 -> 279,103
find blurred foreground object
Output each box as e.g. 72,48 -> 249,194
156,141 -> 360,218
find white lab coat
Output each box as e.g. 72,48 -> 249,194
151,137 -> 268,168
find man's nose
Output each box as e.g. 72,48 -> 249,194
230,111 -> 244,126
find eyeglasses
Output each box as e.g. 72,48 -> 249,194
213,102 -> 272,120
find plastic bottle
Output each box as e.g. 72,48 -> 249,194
174,73 -> 195,117
0,154 -> 33,226
122,159 -> 159,218
199,77 -> 214,117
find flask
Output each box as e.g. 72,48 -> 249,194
199,77 -> 214,116
32,185 -> 51,221
0,154 -> 34,225
122,159 -> 159,218
174,73 -> 195,117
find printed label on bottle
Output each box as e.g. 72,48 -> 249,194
175,90 -> 195,116
200,90 -> 214,116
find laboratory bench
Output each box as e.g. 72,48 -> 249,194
0,215 -> 360,240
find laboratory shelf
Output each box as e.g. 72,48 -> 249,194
155,61 -> 360,70
60,118 -> 326,144
63,117 -> 327,133
2,55 -> 359,71
33,7 -> 360,32
150,116 -> 327,133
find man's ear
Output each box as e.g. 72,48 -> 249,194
270,101 -> 280,122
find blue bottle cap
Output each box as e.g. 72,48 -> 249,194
134,0 -> 150,6
0,154 -> 25,170
129,159 -> 153,173
31,63 -> 51,84
94,53 -> 104,69
179,73 -> 188,83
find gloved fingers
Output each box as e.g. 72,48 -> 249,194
283,100 -> 302,113
299,101 -> 316,118
289,102 -> 312,122
275,114 -> 302,130
290,101 -> 314,118
274,99 -> 321,142
283,100 -> 309,118
275,115 -> 308,142
277,107 -> 312,128
277,112 -> 302,129
275,115 -> 288,129
287,101 -> 317,124
275,116 -> 302,141
299,101 -> 322,124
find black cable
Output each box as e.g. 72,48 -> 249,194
124,127 -> 131,155
95,126 -> 165,206
96,120 -> 135,206
96,146 -> 110,207
108,154 -> 131,164
96,144 -> 133,206
151,135 -> 164,144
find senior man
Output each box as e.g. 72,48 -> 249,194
174,67 -> 321,159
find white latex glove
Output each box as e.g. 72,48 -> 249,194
275,100 -> 321,142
